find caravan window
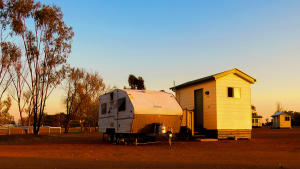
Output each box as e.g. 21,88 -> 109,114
118,98 -> 126,112
101,103 -> 107,114
227,87 -> 241,98
110,93 -> 114,100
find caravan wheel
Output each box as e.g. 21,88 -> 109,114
108,133 -> 115,143
115,135 -> 120,144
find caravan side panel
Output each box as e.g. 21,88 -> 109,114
98,92 -> 117,133
98,90 -> 134,133
115,90 -> 134,133
117,119 -> 133,133
131,114 -> 182,134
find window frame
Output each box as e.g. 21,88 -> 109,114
228,87 -> 234,98
227,87 -> 241,99
117,97 -> 126,112
101,103 -> 107,115
285,116 -> 290,121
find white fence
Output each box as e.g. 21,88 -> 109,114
0,126 -> 62,135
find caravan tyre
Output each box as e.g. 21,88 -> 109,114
108,133 -> 115,143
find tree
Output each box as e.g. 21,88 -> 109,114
292,112 -> 300,126
42,113 -> 65,127
0,42 -> 20,125
251,105 -> 256,112
128,74 -> 137,89
251,105 -> 257,117
0,1 -> 22,125
23,90 -> 34,125
265,118 -> 272,126
9,58 -> 28,126
64,67 -> 83,132
136,76 -> 145,90
64,67 -> 105,132
5,0 -> 74,134
0,42 -> 20,100
0,96 -> 13,124
128,74 -> 145,90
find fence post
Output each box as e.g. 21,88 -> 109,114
8,127 -> 10,135
49,127 -> 50,135
192,111 -> 194,136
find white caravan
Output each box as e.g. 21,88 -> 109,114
98,89 -> 183,142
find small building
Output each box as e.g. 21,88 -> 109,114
170,68 -> 256,139
252,113 -> 263,128
271,112 -> 291,128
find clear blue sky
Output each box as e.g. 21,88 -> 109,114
38,0 -> 300,119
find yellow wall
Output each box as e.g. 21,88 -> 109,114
175,73 -> 253,130
252,117 -> 262,127
216,74 -> 252,130
272,113 -> 291,128
175,81 -> 217,129
279,114 -> 291,128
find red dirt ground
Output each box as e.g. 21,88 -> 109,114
0,127 -> 300,169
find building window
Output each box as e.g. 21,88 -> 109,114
252,119 -> 254,123
285,116 -> 290,121
101,103 -> 107,114
118,98 -> 126,112
227,87 -> 241,98
228,87 -> 233,97
255,119 -> 258,123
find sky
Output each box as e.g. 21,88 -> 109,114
10,0 -> 300,121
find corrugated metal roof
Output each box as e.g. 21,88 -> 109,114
170,75 -> 215,90
271,112 -> 285,117
170,68 -> 256,90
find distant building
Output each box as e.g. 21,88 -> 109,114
271,112 -> 291,128
252,113 -> 262,128
171,68 -> 256,139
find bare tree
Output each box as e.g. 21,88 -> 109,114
64,67 -> 83,133
64,67 -> 105,132
9,57 -> 28,125
0,42 -> 20,101
0,0 -> 22,125
6,0 -> 74,134
0,95 -> 13,124
23,90 -> 33,126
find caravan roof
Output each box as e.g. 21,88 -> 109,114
122,89 -> 182,116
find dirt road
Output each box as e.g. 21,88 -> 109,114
0,128 -> 299,169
